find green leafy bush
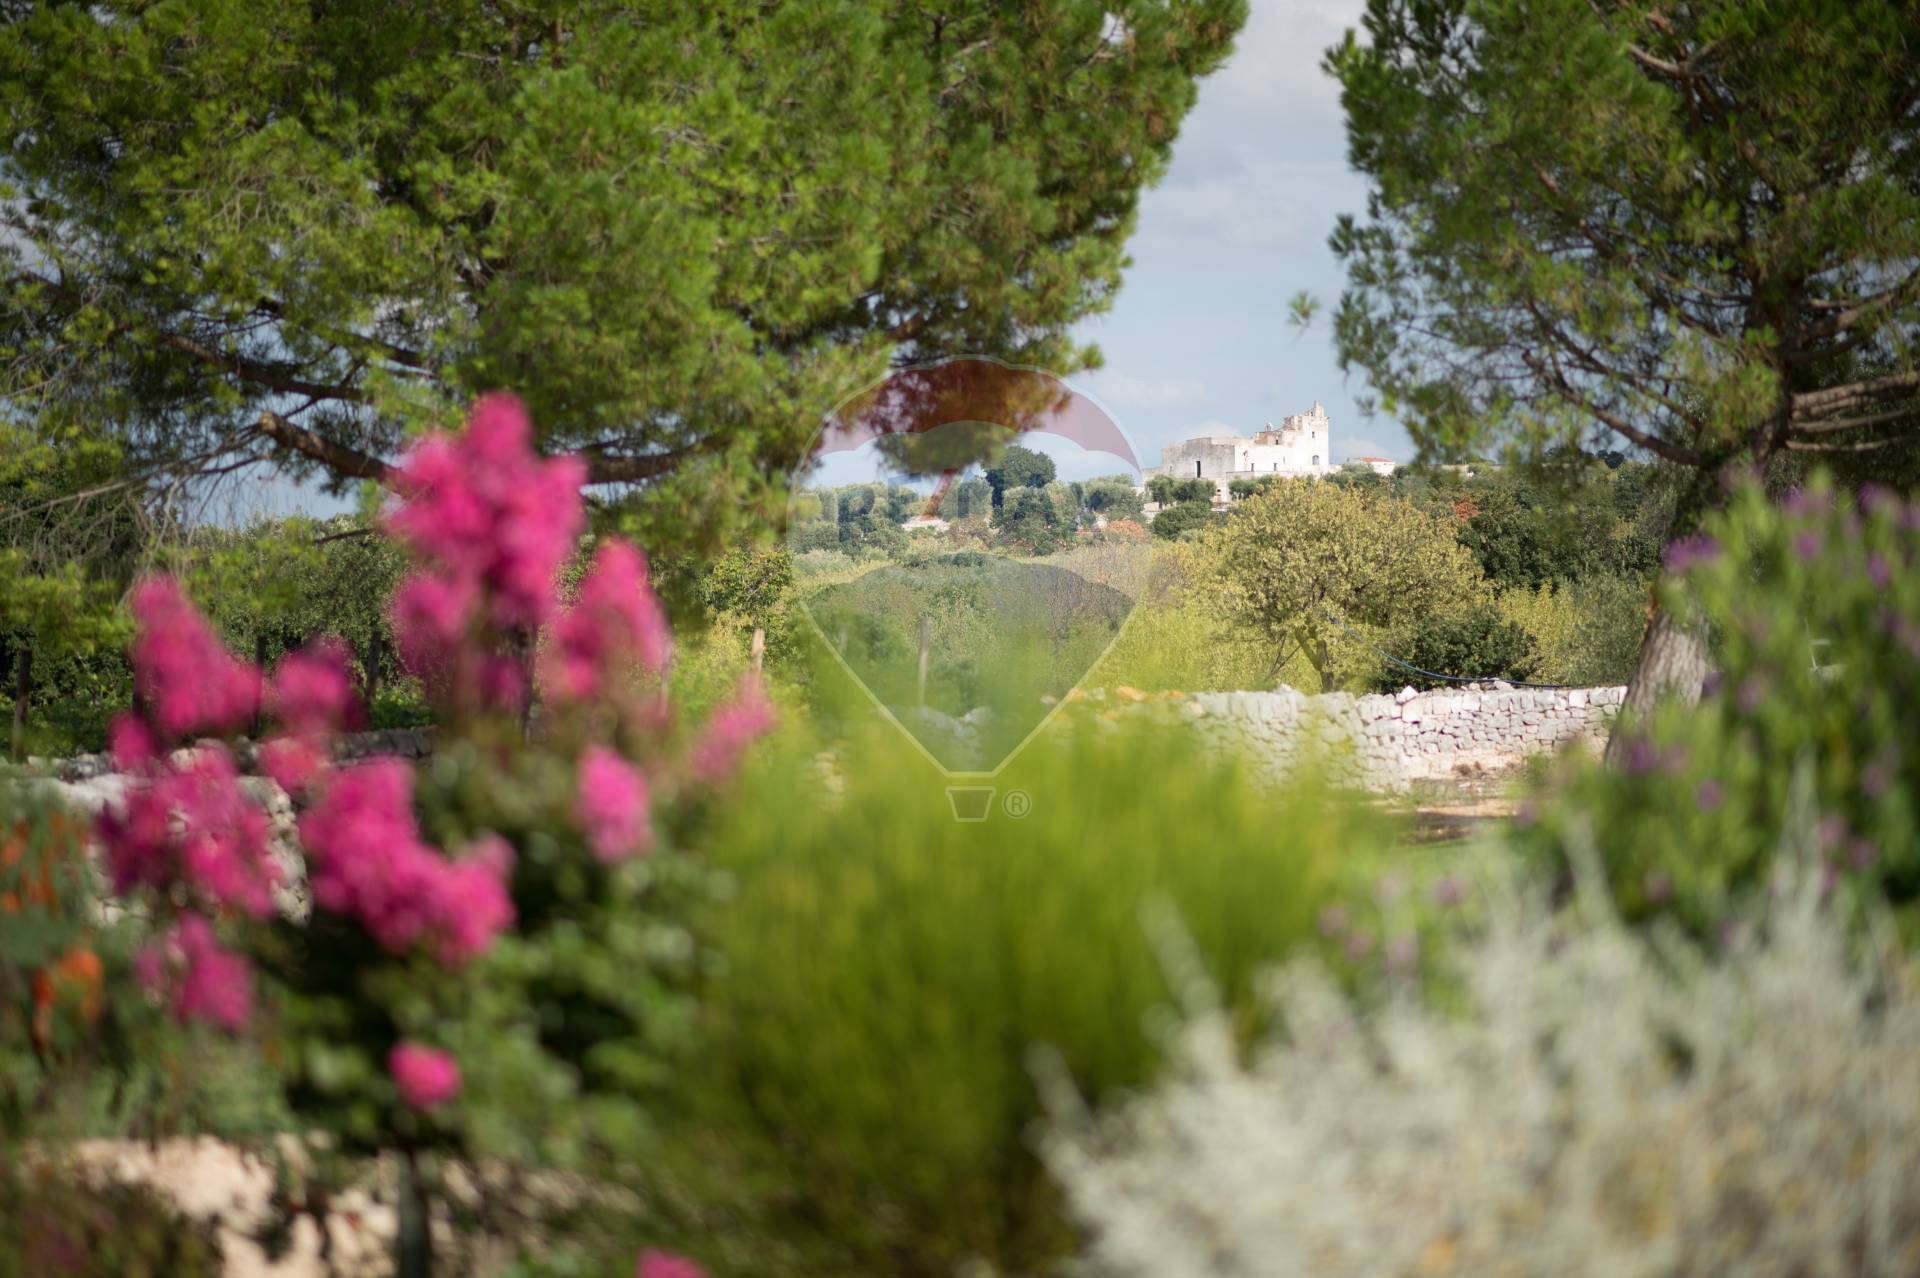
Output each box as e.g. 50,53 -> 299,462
1380,604 -> 1537,689
1147,501 -> 1217,540
1516,474 -> 1920,935
655,714 -> 1375,1277
1495,575 -> 1647,686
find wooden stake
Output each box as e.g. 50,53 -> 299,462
916,614 -> 931,706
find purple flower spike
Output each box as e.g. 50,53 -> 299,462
1663,533 -> 1720,572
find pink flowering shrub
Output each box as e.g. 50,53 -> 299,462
97,392 -> 774,1276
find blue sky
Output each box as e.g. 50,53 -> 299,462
1074,0 -> 1402,473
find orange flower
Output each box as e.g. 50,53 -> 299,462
52,947 -> 105,1021
30,946 -> 106,1047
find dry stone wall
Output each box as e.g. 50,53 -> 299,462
1174,684 -> 1626,792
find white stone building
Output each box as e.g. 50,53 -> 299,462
1143,403 -> 1335,501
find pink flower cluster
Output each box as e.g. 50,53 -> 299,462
688,678 -> 779,784
575,745 -> 653,862
260,638 -> 361,794
637,1251 -> 706,1278
129,577 -> 261,739
389,1041 -> 462,1109
269,637 -> 360,737
544,539 -> 672,702
387,394 -> 586,704
102,743 -> 284,917
136,914 -> 255,1033
298,760 -> 514,965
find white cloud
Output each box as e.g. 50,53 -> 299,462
1133,158 -> 1363,257
1132,0 -> 1372,260
1082,371 -> 1211,410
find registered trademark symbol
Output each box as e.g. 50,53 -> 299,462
1002,789 -> 1032,819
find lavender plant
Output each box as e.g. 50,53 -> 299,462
1516,472 -> 1920,937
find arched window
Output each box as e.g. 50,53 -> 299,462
1311,455 -> 1320,466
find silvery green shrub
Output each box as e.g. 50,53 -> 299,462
1043,856 -> 1920,1278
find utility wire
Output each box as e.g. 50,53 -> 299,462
1316,607 -> 1584,691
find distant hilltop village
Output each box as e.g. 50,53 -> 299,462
1143,404 -> 1395,503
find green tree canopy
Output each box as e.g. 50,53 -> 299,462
1,0 -> 1245,553
1329,1 -> 1920,486
1212,480 -> 1487,691
1326,0 -> 1920,721
1082,475 -> 1145,520
992,485 -> 1068,554
984,443 -> 1058,507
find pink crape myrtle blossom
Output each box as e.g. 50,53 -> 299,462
688,678 -> 778,784
382,568 -> 472,686
269,638 -> 361,737
169,746 -> 282,917
386,393 -> 586,636
298,760 -> 513,965
128,577 -> 262,740
99,743 -> 283,918
575,746 -> 653,862
107,712 -> 156,769
261,638 -> 364,794
636,1251 -> 706,1278
544,539 -> 672,702
102,577 -> 284,916
437,850 -> 517,965
143,913 -> 255,1033
390,571 -> 478,687
259,735 -> 328,794
389,1042 -> 462,1109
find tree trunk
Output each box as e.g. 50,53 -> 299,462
1602,462 -> 1721,765
1601,603 -> 1709,765
252,633 -> 269,737
396,1150 -> 433,1278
